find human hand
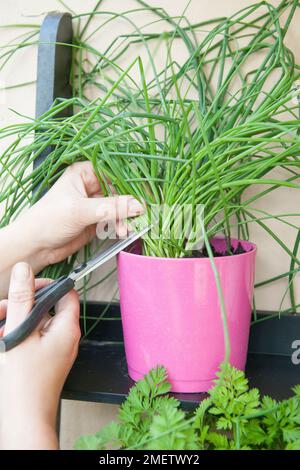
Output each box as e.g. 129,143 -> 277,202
0,162 -> 144,299
0,262 -> 80,449
13,161 -> 144,268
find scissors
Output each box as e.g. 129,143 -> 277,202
0,225 -> 151,352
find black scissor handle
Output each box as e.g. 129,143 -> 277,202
0,276 -> 74,352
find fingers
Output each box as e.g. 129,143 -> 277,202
35,278 -> 53,291
35,279 -> 52,289
43,289 -> 80,355
5,263 -> 35,335
0,299 -> 7,320
115,219 -> 129,238
96,221 -> 109,239
78,194 -> 144,226
96,220 -> 129,239
0,279 -> 51,337
0,300 -> 8,337
37,312 -> 53,332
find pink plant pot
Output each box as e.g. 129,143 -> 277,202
117,238 -> 257,393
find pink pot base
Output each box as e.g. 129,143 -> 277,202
118,238 -> 257,393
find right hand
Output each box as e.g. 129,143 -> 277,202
13,161 -> 144,268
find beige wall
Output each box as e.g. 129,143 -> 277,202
1,0 -> 300,449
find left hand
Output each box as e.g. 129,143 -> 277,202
14,161 -> 144,267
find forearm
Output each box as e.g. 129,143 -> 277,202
0,219 -> 47,298
0,416 -> 58,450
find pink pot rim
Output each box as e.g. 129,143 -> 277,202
119,237 -> 257,262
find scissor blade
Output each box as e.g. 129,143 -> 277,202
70,225 -> 151,282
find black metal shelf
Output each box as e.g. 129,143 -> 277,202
62,302 -> 300,410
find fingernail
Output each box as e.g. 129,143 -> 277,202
13,263 -> 30,281
128,198 -> 144,216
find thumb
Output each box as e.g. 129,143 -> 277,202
78,195 -> 144,226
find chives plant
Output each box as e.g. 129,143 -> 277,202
0,0 -> 300,313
